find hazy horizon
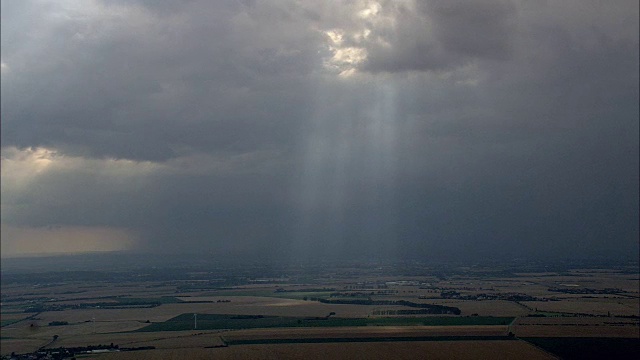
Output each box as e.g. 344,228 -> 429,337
1,0 -> 638,262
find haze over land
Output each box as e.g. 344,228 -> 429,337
1,0 -> 638,261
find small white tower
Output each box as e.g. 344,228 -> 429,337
193,313 -> 197,330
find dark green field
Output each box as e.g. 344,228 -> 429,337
115,296 -> 185,305
136,314 -> 514,332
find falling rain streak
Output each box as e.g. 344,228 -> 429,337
291,77 -> 400,260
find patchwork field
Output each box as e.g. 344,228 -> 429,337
2,261 -> 638,359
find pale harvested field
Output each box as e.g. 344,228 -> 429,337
514,324 -> 639,338
52,299 -> 121,305
0,313 -> 29,322
54,330 -> 227,349
433,279 -> 555,297
1,324 -> 510,355
1,321 -> 146,354
0,294 -> 448,352
512,316 -> 639,338
0,303 -> 215,344
585,275 -> 640,293
516,316 -> 638,326
59,330 -> 221,346
511,274 -> 639,296
417,299 -> 530,317
1,319 -> 148,346
228,283 -> 293,289
0,338 -> 50,355
132,333 -> 227,349
4,307 -> 169,331
174,296 -> 379,317
91,340 -> 555,360
4,296 -> 364,331
522,298 -> 639,316
0,283 -> 175,300
0,330 -> 223,355
545,293 -> 631,300
0,299 -> 269,342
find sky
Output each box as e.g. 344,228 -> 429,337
1,0 -> 638,261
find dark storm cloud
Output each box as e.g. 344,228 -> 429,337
361,0 -> 517,73
425,0 -> 516,59
1,0 -> 638,260
1,0 -> 320,160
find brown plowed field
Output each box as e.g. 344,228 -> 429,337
91,340 -> 556,360
223,325 -> 508,341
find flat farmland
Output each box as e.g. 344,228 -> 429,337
2,259 -> 638,359
514,324 -> 639,338
137,313 -> 513,332
90,340 -> 556,360
176,296 -> 377,317
517,316 -> 639,326
0,282 -> 177,301
52,330 -> 226,349
36,325 -> 510,350
513,317 -> 640,338
0,313 -> 30,325
418,299 -> 530,317
223,325 -> 510,342
521,298 -> 639,316
0,339 -> 48,355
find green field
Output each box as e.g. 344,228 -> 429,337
136,314 -> 514,332
115,296 -> 184,305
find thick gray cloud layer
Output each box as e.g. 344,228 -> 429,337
1,0 -> 638,260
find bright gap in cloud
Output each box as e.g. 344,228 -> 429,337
0,225 -> 137,258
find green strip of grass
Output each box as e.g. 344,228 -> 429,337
116,297 -> 184,305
